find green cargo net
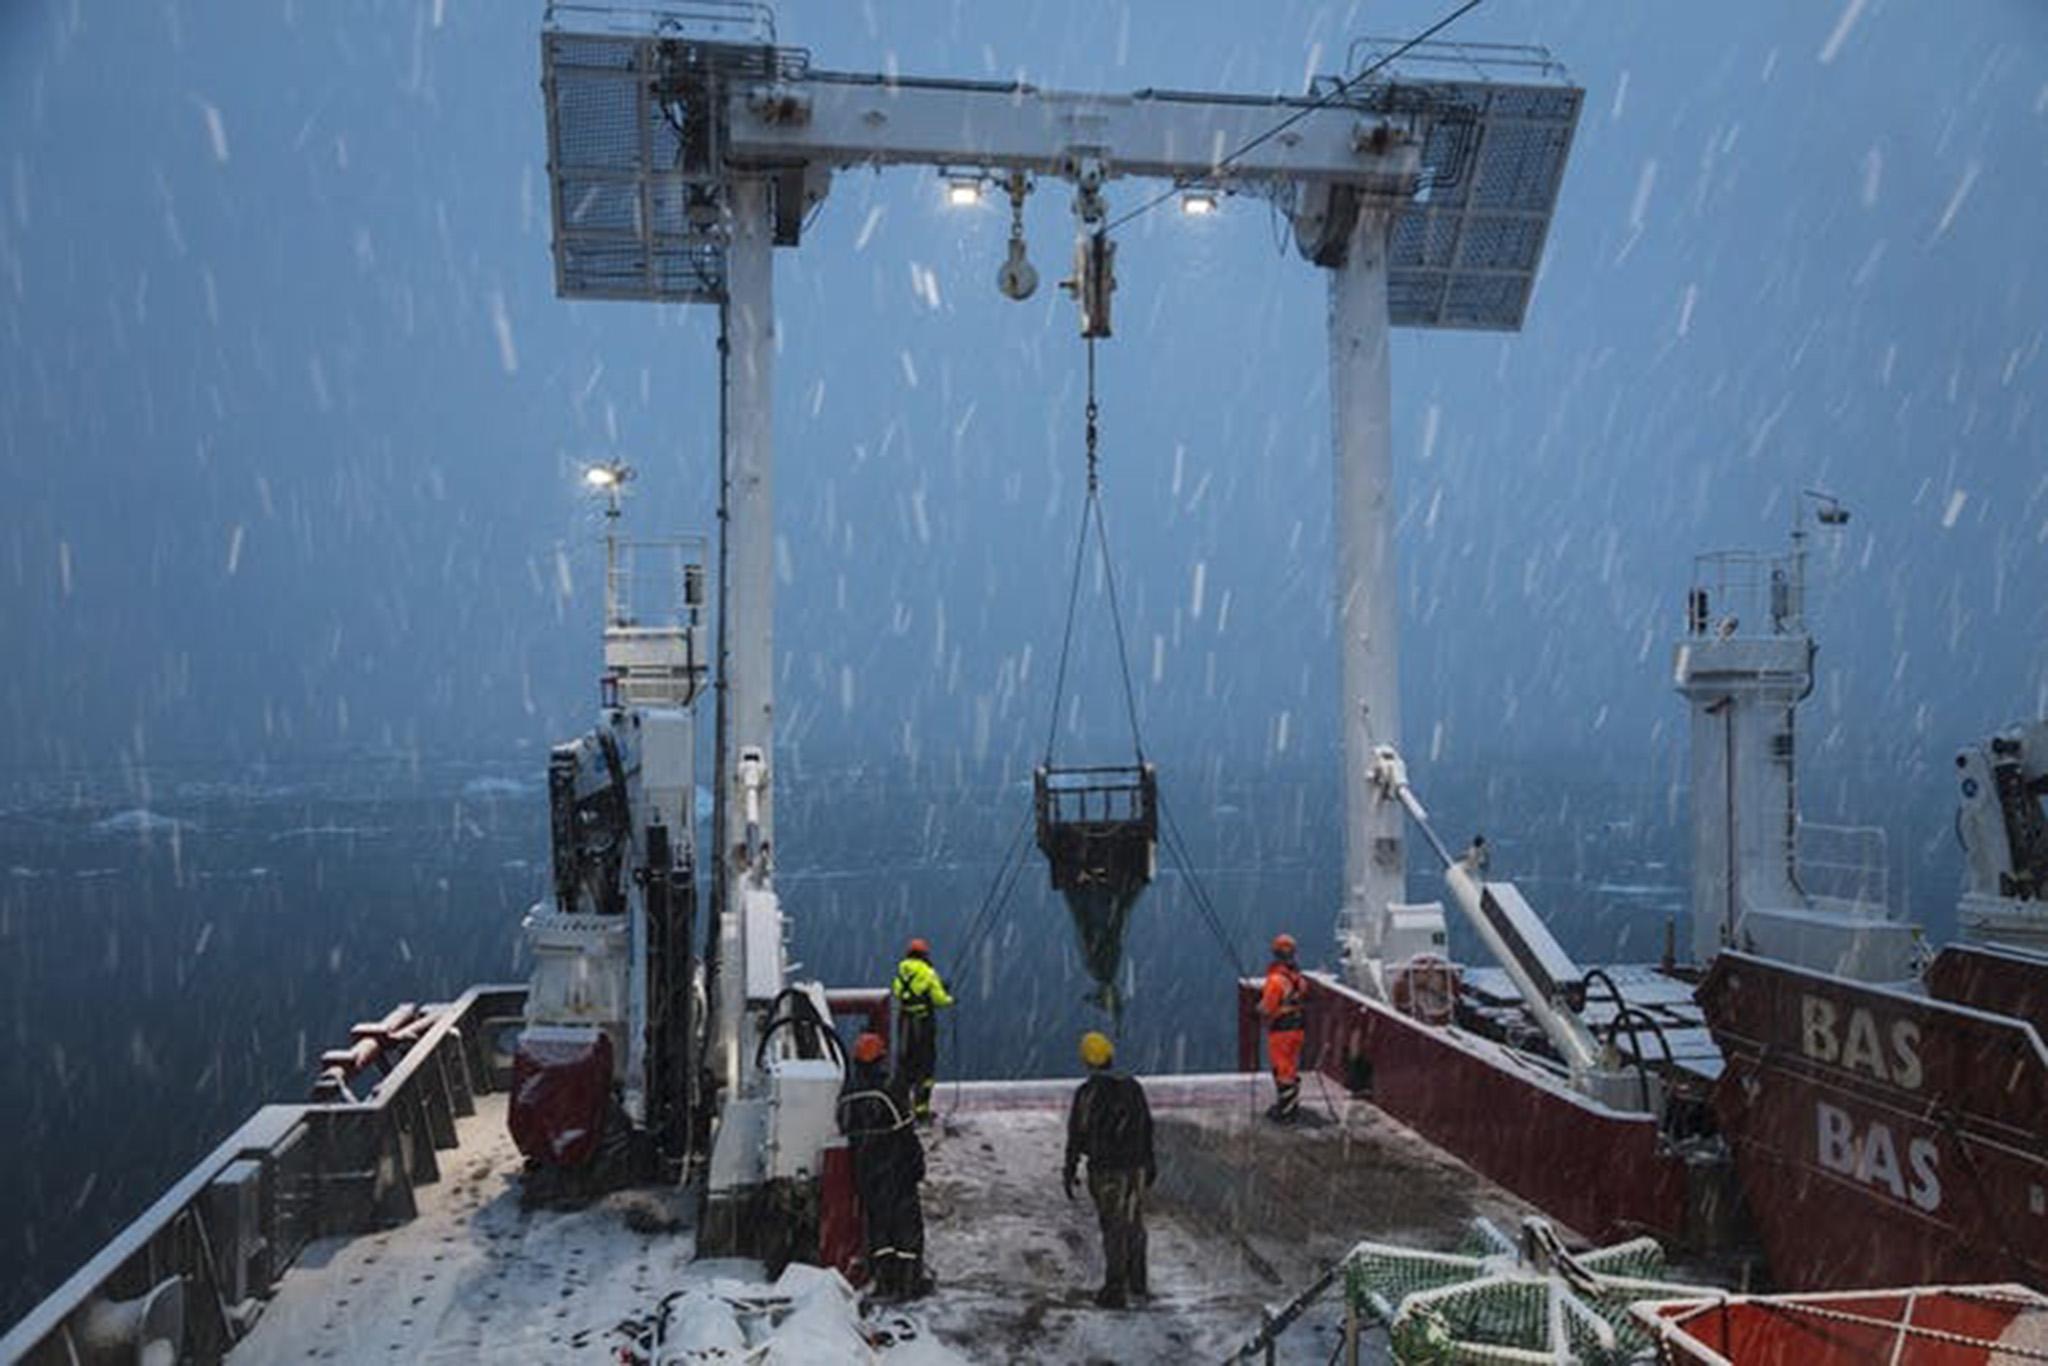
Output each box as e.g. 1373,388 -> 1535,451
1340,1218 -> 1714,1365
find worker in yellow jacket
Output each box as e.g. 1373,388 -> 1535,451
891,937 -> 954,1123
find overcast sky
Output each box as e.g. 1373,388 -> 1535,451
2,0 -> 2044,797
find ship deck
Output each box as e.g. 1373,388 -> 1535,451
1462,962 -> 1723,1079
226,1075 -> 1553,1364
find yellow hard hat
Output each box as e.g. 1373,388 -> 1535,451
1079,1031 -> 1114,1068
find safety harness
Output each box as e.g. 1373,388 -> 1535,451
837,1086 -> 913,1139
893,961 -> 940,1019
1268,961 -> 1307,1033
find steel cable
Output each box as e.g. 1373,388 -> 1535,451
954,803 -> 1036,972
1157,788 -> 1249,981
1041,472 -> 1096,765
1089,493 -> 1148,765
1102,0 -> 1489,234
1043,337 -> 1148,767
942,806 -> 1037,1123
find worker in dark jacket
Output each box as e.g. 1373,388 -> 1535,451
1062,1030 -> 1155,1308
891,937 -> 954,1123
837,1031 -> 932,1299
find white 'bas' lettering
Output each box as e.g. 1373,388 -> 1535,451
1814,1099 -> 1941,1212
1890,1019 -> 1924,1091
1799,995 -> 1924,1091
1802,996 -> 1840,1064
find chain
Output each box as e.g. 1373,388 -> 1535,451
1008,170 -> 1029,245
1084,336 -> 1099,494
1752,1294 -> 2048,1359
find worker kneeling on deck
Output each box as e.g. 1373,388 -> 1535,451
892,937 -> 954,1123
1261,933 -> 1308,1124
838,1031 -> 933,1300
1063,1031 -> 1156,1309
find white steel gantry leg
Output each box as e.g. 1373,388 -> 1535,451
724,177 -> 777,876
1329,206 -> 1403,984
709,176 -> 779,1117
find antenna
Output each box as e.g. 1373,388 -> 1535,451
1802,488 -> 1850,527
1781,488 -> 1850,637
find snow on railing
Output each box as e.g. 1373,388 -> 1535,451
1797,819 -> 1892,917
0,985 -> 528,1366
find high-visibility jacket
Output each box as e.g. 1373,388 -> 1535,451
1259,960 -> 1307,1033
892,956 -> 954,1019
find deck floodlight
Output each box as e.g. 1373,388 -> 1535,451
945,176 -> 984,208
1180,190 -> 1219,216
584,463 -> 635,519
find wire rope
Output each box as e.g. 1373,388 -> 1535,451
1102,0 -> 1489,234
1157,789 -> 1249,981
1042,337 -> 1148,767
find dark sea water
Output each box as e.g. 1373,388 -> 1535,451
0,751 -> 1959,1324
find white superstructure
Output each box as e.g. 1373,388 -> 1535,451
1673,504 -> 1921,982
520,488 -> 708,1154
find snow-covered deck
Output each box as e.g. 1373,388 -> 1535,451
228,1076 -> 1546,1364
229,1090 -> 686,1363
921,1073 -> 1548,1363
227,1090 -> 967,1365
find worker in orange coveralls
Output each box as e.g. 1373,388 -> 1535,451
1260,932 -> 1308,1123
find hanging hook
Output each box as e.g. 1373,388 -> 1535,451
998,171 -> 1038,301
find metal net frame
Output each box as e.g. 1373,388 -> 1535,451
1343,1219 -> 1713,1365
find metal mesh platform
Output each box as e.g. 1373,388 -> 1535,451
541,5 -> 810,302
1309,39 -> 1580,330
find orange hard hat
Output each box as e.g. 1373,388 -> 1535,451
852,1031 -> 886,1064
906,937 -> 931,958
1272,933 -> 1298,956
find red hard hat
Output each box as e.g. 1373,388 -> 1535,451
853,1031 -> 886,1064
907,937 -> 931,957
1272,933 -> 1297,956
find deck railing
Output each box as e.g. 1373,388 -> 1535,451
0,985 -> 529,1366
1797,819 -> 1892,916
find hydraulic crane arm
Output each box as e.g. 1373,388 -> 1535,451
1958,720 -> 2048,903
1368,745 -> 1607,1081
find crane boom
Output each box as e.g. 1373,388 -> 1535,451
1368,745 -> 1652,1106
1957,719 -> 2048,955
